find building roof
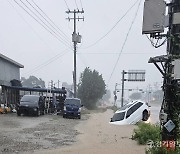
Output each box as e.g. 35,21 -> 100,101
3,85 -> 67,94
0,53 -> 24,68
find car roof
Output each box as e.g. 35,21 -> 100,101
115,100 -> 145,113
20,95 -> 41,101
22,95 -> 40,97
66,98 -> 81,101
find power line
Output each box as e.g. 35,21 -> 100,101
80,0 -> 83,9
75,0 -> 78,9
22,49 -> 71,76
77,54 -> 88,67
146,35 -> 167,48
14,0 -> 71,48
30,0 -> 71,42
82,0 -> 139,49
64,0 -> 70,10
20,0 -> 71,47
7,0 -> 68,58
77,52 -> 165,55
107,0 -> 142,85
25,0 -> 71,45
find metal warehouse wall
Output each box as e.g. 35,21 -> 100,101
0,58 -> 20,86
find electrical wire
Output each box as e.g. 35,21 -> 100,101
30,0 -> 71,42
6,1 -> 81,78
22,49 -> 71,76
64,0 -> 70,10
20,0 -> 71,47
14,0 -> 71,48
80,0 -> 83,9
77,52 -> 165,55
25,0 -> 71,46
146,35 -> 167,48
107,0 -> 142,85
82,0 -> 139,49
77,54 -> 88,67
7,0 -> 69,57
75,0 -> 78,9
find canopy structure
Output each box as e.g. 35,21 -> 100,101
3,85 -> 67,94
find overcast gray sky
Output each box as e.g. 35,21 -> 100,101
0,0 -> 166,99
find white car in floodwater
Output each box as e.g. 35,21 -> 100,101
109,100 -> 150,125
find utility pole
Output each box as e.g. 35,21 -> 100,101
121,70 -> 126,107
161,0 -> 180,142
66,9 -> 84,98
143,0 -> 180,148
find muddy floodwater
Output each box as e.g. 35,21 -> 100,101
0,103 -> 161,154
0,113 -> 88,154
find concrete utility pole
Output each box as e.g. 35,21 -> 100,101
143,0 -> 180,146
161,0 -> 180,142
66,9 -> 84,98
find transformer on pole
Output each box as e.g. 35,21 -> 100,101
66,9 -> 84,98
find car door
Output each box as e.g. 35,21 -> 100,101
131,102 -> 143,123
125,102 -> 143,124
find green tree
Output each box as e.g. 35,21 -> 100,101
77,67 -> 106,109
21,76 -> 45,88
102,89 -> 111,102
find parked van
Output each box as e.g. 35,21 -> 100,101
63,98 -> 82,119
17,95 -> 45,116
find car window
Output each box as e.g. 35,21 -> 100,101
136,102 -> 143,109
126,102 -> 143,118
126,108 -> 133,118
65,99 -> 81,106
20,95 -> 39,105
111,112 -> 125,122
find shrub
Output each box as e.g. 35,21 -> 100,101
146,146 -> 180,154
132,122 -> 180,153
132,122 -> 161,145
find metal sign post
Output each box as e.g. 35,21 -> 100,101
120,70 -> 145,107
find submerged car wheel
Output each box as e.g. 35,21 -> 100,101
142,110 -> 148,121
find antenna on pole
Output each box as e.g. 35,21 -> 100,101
143,0 -> 180,149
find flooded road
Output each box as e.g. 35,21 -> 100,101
0,103 -> 161,154
0,113 -> 88,154
149,103 -> 161,124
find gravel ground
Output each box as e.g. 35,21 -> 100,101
0,113 -> 88,154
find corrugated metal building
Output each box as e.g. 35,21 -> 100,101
0,53 -> 24,105
0,53 -> 24,86
0,53 -> 67,109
